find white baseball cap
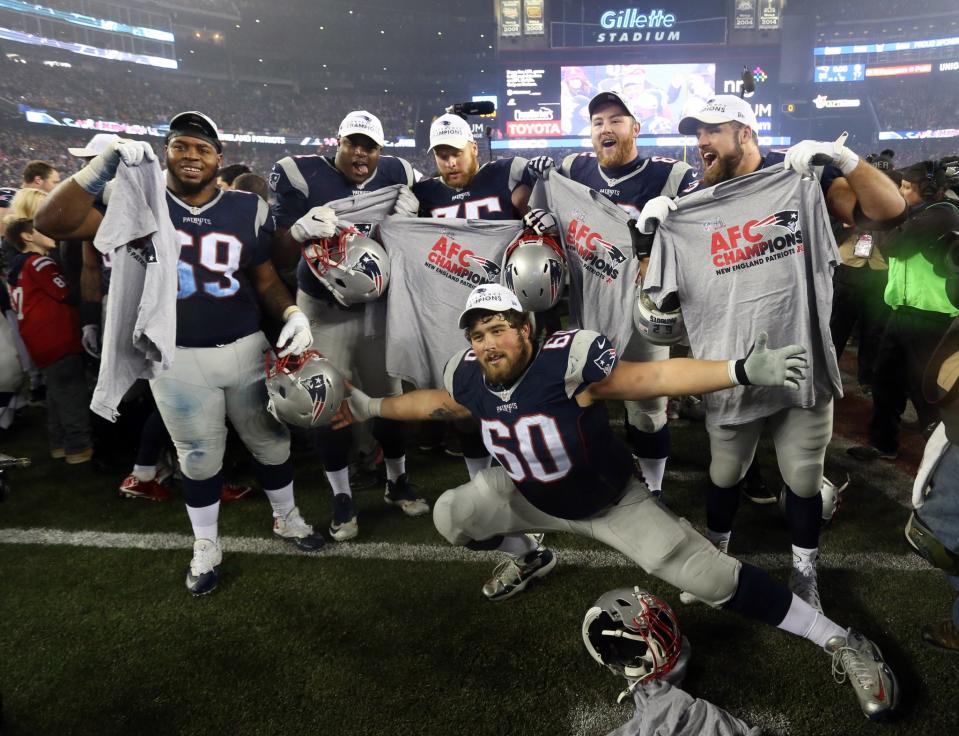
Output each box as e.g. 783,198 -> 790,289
458,284 -> 525,328
338,110 -> 386,147
68,133 -> 120,158
587,90 -> 634,118
678,95 -> 758,135
429,113 -> 474,152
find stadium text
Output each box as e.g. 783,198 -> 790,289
599,9 -> 676,29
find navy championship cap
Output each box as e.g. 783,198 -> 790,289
166,111 -> 222,152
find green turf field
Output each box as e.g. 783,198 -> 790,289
2,404 -> 957,736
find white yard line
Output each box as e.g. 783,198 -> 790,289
0,527 -> 934,571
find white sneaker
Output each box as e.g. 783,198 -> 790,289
273,506 -> 325,551
789,565 -> 822,612
329,493 -> 359,541
186,538 -> 221,596
680,537 -> 728,605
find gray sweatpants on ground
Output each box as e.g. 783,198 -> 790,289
40,352 -> 91,454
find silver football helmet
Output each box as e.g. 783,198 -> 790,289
582,586 -> 685,701
265,349 -> 345,429
502,232 -> 567,312
778,475 -> 850,526
302,225 -> 390,306
632,280 -> 685,345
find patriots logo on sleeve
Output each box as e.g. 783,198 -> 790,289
593,345 -> 617,376
269,171 -> 281,191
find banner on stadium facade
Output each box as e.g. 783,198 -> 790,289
757,0 -> 781,30
734,0 -> 756,30
524,0 -> 545,35
550,1 -> 727,48
500,0 -> 522,37
18,106 -> 416,147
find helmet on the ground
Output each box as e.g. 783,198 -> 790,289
778,475 -> 850,526
302,226 -> 390,306
632,281 -> 685,345
265,349 -> 345,428
502,231 -> 567,312
582,586 -> 683,688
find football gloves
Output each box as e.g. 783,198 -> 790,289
729,332 -> 808,390
276,307 -> 313,358
290,206 -> 337,243
393,186 -> 420,217
636,196 -> 677,235
522,208 -> 558,235
527,155 -> 555,180
80,324 -> 100,359
72,139 -> 157,195
345,384 -> 382,423
784,131 -> 860,178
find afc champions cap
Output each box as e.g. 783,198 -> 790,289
167,111 -> 222,152
429,113 -> 474,152
678,95 -> 758,135
587,90 -> 634,118
458,284 -> 525,328
338,111 -> 386,147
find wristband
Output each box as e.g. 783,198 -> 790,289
836,148 -> 860,176
369,397 -> 383,417
282,305 -> 303,321
728,359 -> 750,386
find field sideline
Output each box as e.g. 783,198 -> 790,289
2,381 -> 958,736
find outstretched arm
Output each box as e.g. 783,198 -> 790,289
331,386 -> 471,429
586,333 -> 807,403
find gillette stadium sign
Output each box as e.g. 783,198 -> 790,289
553,3 -> 727,47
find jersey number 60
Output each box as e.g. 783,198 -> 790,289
481,414 -> 572,483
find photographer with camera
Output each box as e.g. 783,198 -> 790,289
848,160 -> 959,462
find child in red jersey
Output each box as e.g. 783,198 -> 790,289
4,192 -> 91,463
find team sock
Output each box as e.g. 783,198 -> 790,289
636,456 -> 667,492
777,593 -> 846,648
497,533 -> 539,558
465,456 -> 492,480
384,457 -> 406,483
326,467 -> 351,497
186,501 -> 220,542
132,464 -> 157,482
264,481 -> 295,519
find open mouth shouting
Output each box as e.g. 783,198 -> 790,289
352,158 -> 370,178
701,148 -> 719,171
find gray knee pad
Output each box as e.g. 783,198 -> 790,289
177,441 -> 225,481
669,533 -> 741,607
781,461 -> 824,498
625,400 -> 667,433
432,487 -> 479,546
709,455 -> 749,489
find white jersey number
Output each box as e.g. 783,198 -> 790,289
481,414 -> 572,483
177,231 -> 243,299
431,196 -> 502,219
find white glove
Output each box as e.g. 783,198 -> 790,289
81,324 -> 100,358
636,196 -> 677,235
522,208 -> 557,235
527,155 -> 555,180
783,131 -> 860,178
346,385 -> 382,423
290,206 -> 337,243
276,307 -> 313,357
393,186 -> 420,217
728,332 -> 808,390
72,139 -> 157,195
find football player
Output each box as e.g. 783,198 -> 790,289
338,283 -> 899,722
523,91 -> 695,500
413,113 -> 549,599
35,111 -> 323,595
637,95 -> 907,611
269,110 -> 425,542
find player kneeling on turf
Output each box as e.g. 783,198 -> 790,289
332,284 -> 899,721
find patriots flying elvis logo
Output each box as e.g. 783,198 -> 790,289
304,374 -> 329,425
710,210 -> 804,269
352,251 -> 385,294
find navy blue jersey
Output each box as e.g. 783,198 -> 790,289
445,329 -> 635,520
269,154 -> 415,303
561,153 -> 695,219
167,189 -> 273,348
413,157 -> 532,220
679,151 -> 843,199
0,187 -> 16,208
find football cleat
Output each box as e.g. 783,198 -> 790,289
273,506 -> 325,551
826,629 -> 900,721
384,474 -> 429,517
789,566 -> 822,613
679,537 -> 728,605
329,493 -> 358,541
118,474 -> 171,502
186,538 -> 221,596
921,620 -> 959,653
220,482 -> 255,503
482,545 -> 556,602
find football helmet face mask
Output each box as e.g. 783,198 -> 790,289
302,226 -> 390,306
265,350 -> 345,428
632,281 -> 685,345
582,586 -> 683,699
502,232 -> 568,312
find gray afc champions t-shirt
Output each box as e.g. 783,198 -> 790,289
644,165 -> 842,426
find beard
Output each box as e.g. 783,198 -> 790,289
596,137 -> 635,168
479,336 -> 533,387
703,138 -> 744,186
441,157 -> 479,189
168,163 -> 219,197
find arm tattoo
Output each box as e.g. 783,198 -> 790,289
429,406 -> 459,420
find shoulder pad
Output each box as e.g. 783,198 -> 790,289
444,348 -> 474,396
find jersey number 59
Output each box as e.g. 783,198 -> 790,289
176,231 -> 242,299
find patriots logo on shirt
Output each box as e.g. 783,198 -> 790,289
304,374 -> 329,425
353,251 -> 385,294
593,346 -> 617,376
755,210 -> 800,234
592,237 -> 628,265
465,253 -> 502,282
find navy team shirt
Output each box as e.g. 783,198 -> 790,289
269,154 -> 416,302
561,153 -> 695,218
168,188 -> 273,347
445,328 -> 636,520
413,157 -> 533,220
679,150 -> 843,198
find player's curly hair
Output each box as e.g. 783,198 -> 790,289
463,309 -> 532,340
